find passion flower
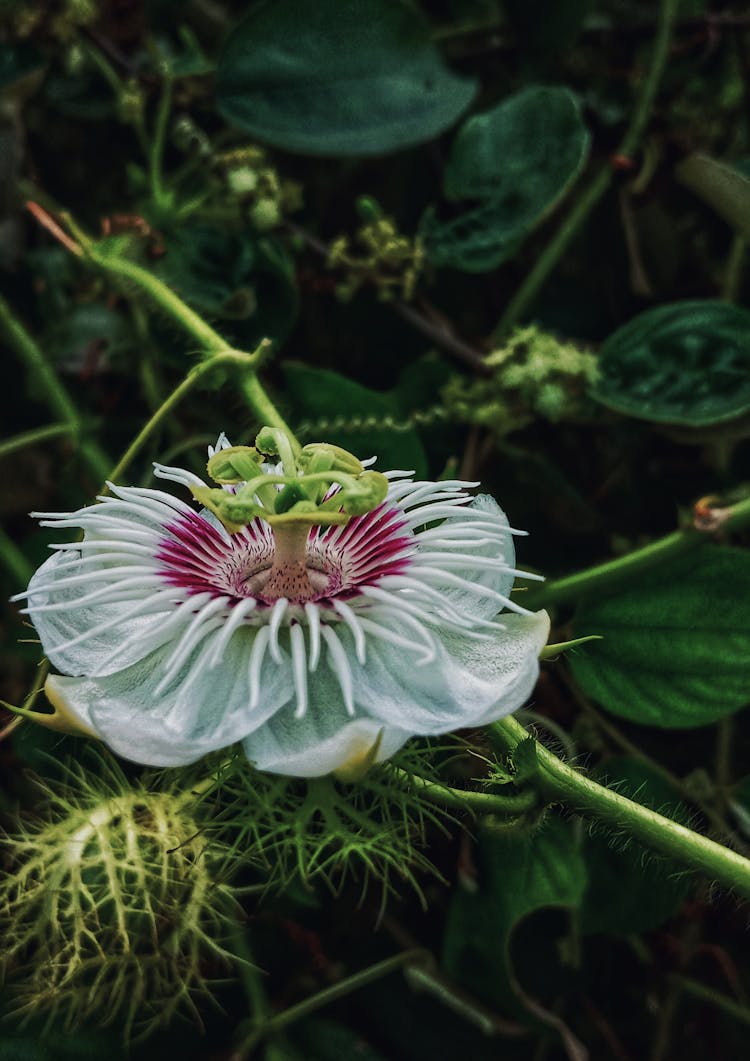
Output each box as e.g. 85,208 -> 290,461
15,433 -> 549,778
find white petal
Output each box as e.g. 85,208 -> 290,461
243,657 -> 410,777
42,625 -> 296,767
26,551 -> 177,676
412,494 -> 519,621
340,610 -> 551,733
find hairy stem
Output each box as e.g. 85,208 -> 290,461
494,0 -> 680,339
490,716 -> 750,899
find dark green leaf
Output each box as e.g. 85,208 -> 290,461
581,756 -> 692,935
283,363 -> 428,476
420,201 -> 525,272
570,547 -> 750,728
444,86 -> 590,203
215,0 -> 477,156
593,301 -> 750,426
442,816 -> 586,1010
422,86 -> 590,271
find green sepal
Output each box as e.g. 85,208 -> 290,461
0,696 -> 98,738
512,737 -> 539,784
540,634 -> 603,659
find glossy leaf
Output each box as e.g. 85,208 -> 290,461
593,300 -> 750,426
423,86 -> 590,271
442,816 -> 586,1010
215,0 -> 477,156
581,757 -> 692,935
570,547 -> 750,728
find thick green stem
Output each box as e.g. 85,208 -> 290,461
490,716 -> 750,899
494,0 -> 679,339
80,244 -> 298,445
0,293 -> 110,482
524,493 -> 750,610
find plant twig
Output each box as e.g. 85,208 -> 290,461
494,0 -> 680,339
524,493 -> 750,610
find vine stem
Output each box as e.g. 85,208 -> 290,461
489,716 -> 750,900
0,423 -> 80,461
0,292 -> 110,483
24,200 -> 299,448
523,493 -> 750,610
386,764 -> 538,814
233,950 -> 429,1058
493,0 -> 680,339
103,347 -> 267,488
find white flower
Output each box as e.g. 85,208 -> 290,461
15,435 -> 550,778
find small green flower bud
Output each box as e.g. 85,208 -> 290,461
356,195 -> 383,222
227,166 -> 259,195
249,197 -> 281,231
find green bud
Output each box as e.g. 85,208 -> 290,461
356,195 -> 383,222
227,166 -> 259,195
206,445 -> 263,485
250,197 -> 281,231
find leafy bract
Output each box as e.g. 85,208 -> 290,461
215,0 -> 477,156
570,547 -> 750,728
593,301 -> 750,426
422,86 -> 590,271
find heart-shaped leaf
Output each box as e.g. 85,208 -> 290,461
422,86 -> 590,272
215,0 -> 477,156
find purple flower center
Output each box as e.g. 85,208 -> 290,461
155,501 -> 415,606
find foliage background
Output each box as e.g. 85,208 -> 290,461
2,0 -> 750,1058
